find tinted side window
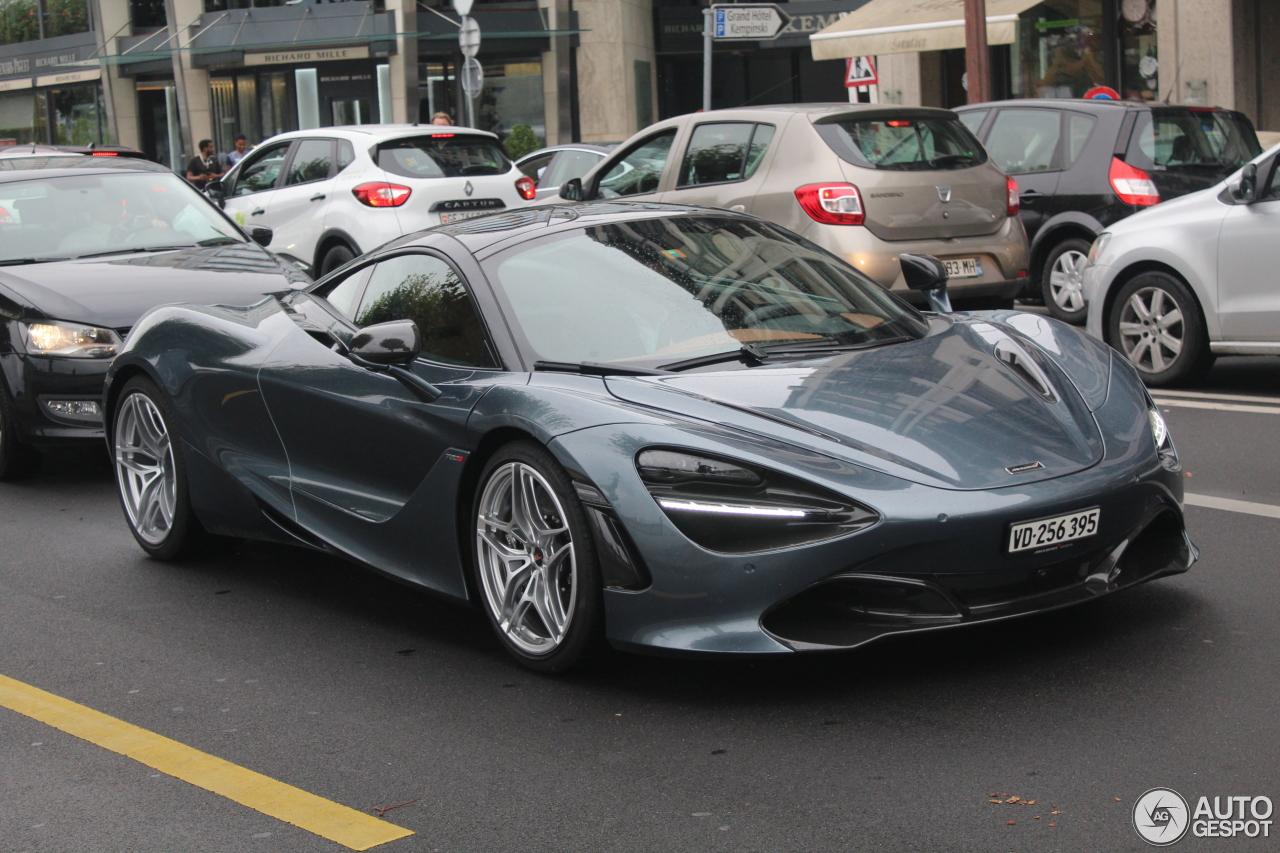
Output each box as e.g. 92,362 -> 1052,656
543,150 -> 604,187
316,265 -> 372,320
1065,113 -> 1096,167
336,139 -> 356,171
958,110 -> 988,135
519,152 -> 554,182
355,254 -> 492,367
678,123 -> 753,187
232,143 -> 290,196
986,109 -> 1061,174
286,139 -> 333,186
596,131 -> 676,198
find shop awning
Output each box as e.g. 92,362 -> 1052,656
810,0 -> 1039,61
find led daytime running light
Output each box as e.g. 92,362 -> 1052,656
657,498 -> 807,518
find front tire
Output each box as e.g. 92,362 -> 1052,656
1106,271 -> 1212,387
112,376 -> 208,559
0,379 -> 41,480
1041,237 -> 1091,324
472,441 -> 602,672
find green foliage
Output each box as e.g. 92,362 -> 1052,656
503,124 -> 539,161
0,0 -> 87,46
356,272 -> 486,366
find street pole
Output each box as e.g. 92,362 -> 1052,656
702,8 -> 712,112
963,0 -> 991,104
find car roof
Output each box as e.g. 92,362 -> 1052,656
260,124 -> 501,144
0,143 -> 149,158
954,98 -> 1236,114
517,144 -> 614,161
671,103 -> 961,122
0,157 -> 174,176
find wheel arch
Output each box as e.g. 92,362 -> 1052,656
103,361 -> 163,443
1100,261 -> 1212,347
1030,219 -> 1100,283
312,228 -> 362,273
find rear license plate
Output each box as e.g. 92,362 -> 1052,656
439,210 -> 491,224
943,257 -> 983,278
1007,507 -> 1100,554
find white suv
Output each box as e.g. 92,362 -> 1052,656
211,125 -> 536,276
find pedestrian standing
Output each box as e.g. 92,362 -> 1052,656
430,112 -> 453,126
221,134 -> 250,170
186,139 -> 223,189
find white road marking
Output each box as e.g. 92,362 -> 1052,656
1185,493 -> 1280,520
1149,389 -> 1280,405
1151,398 -> 1280,415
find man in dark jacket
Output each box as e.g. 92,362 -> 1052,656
185,139 -> 223,189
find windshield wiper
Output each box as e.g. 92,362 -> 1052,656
533,360 -> 668,377
197,236 -> 243,246
0,256 -> 67,266
74,245 -> 197,259
756,336 -> 911,357
658,344 -> 768,372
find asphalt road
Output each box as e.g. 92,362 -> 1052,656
2,357 -> 1278,853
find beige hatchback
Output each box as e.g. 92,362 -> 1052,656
557,104 -> 1030,306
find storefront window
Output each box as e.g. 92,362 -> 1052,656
1011,1 -> 1107,99
0,90 -> 36,145
1119,0 -> 1157,100
476,60 -> 544,145
0,0 -> 90,47
33,84 -> 106,145
130,0 -> 166,31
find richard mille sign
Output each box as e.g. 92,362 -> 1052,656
244,46 -> 369,66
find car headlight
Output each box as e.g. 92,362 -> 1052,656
1086,232 -> 1112,267
636,448 -> 879,553
22,320 -> 121,358
1148,406 -> 1179,469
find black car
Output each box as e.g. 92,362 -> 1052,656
956,99 -> 1261,323
0,157 -> 309,478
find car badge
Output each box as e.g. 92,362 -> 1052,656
1006,462 -> 1045,474
464,180 -> 474,196
936,185 -> 952,203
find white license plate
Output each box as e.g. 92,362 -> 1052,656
943,257 -> 983,278
1007,507 -> 1100,554
439,210 -> 490,224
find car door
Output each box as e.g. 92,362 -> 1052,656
1217,154 -> 1280,341
983,108 -> 1063,241
537,149 -> 605,200
261,137 -> 335,265
221,140 -> 292,230
659,121 -> 776,213
588,128 -> 681,200
257,250 -> 503,596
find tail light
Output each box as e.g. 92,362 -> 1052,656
795,183 -> 864,225
516,176 -> 537,201
352,182 -> 412,207
1006,175 -> 1019,217
1109,157 -> 1160,206
91,151 -> 118,157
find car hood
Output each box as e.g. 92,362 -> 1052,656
605,319 -> 1105,491
0,243 -> 308,330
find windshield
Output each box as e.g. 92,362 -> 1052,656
484,216 -> 927,368
377,134 -> 511,179
0,172 -> 241,262
816,115 -> 987,171
1126,109 -> 1261,171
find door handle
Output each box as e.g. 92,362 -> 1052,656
251,208 -> 265,216
310,193 -> 326,202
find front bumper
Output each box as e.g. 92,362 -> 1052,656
0,352 -> 110,444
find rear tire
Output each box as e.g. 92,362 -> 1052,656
319,243 -> 356,277
471,440 -> 603,673
111,376 -> 211,559
1041,237 -> 1092,324
1106,271 -> 1212,387
0,380 -> 41,480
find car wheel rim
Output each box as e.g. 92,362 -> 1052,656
1048,249 -> 1088,312
1117,285 -> 1185,374
114,392 -> 177,545
475,461 -> 576,656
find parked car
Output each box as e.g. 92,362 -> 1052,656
0,156 -> 309,478
0,143 -> 151,161
516,144 -> 615,201
209,125 -> 536,278
105,202 -> 1192,672
957,99 -> 1261,324
553,105 -> 1030,309
1083,144 -> 1280,386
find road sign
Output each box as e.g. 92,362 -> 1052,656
452,0 -> 473,17
1085,85 -> 1121,100
459,16 -> 480,59
844,56 -> 877,88
710,4 -> 791,41
460,56 -> 484,98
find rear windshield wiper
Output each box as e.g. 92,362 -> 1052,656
533,360 -> 668,377
0,256 -> 66,266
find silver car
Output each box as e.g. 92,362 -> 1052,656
556,105 -> 1030,306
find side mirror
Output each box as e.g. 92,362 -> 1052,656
1232,162 -> 1259,203
349,319 -> 421,366
899,253 -> 952,313
560,177 -> 583,201
206,179 -> 226,207
249,226 -> 273,247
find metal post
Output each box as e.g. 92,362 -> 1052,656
963,0 -> 991,104
702,8 -> 712,112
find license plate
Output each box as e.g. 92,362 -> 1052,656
943,257 -> 983,278
439,210 -> 491,224
1007,507 -> 1100,554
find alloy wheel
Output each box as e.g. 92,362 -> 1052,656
114,392 -> 177,545
1048,249 -> 1088,313
475,461 -> 577,656
1117,285 -> 1185,374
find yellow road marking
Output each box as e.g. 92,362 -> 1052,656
0,673 -> 412,851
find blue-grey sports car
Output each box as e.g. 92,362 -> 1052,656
104,203 -> 1196,671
